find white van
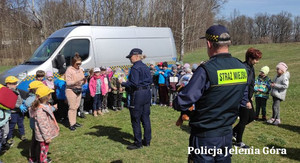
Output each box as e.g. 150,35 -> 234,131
0,21 -> 177,93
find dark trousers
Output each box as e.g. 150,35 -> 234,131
113,93 -> 123,107
55,99 -> 68,121
93,94 -> 102,111
158,84 -> 169,105
188,132 -> 232,163
0,126 -> 4,151
8,113 -> 25,139
129,89 -> 151,146
255,97 -> 267,117
29,130 -> 40,162
233,106 -> 255,143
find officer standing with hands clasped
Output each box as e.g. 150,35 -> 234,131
121,48 -> 152,150
173,25 -> 248,162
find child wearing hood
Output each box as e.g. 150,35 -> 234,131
267,62 -> 290,125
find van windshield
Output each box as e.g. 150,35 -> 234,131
23,38 -> 64,65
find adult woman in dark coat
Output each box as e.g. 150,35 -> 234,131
121,48 -> 152,150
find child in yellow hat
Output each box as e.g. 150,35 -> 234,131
5,76 -> 27,147
20,81 -> 44,163
31,86 -> 59,163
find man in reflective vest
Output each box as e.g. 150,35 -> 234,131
173,25 -> 248,163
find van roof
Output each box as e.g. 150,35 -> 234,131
49,26 -> 78,38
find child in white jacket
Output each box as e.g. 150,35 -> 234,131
267,62 -> 290,125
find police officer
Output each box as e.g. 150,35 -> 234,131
121,48 -> 152,150
173,25 -> 248,162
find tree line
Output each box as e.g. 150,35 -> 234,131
0,0 -> 299,66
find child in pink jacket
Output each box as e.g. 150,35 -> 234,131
32,86 -> 59,163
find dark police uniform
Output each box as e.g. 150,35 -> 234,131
173,53 -> 248,162
122,49 -> 152,149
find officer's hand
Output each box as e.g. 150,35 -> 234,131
246,102 -> 252,109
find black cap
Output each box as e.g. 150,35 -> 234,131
126,48 -> 143,58
200,25 -> 230,42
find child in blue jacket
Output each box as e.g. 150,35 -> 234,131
155,62 -> 171,106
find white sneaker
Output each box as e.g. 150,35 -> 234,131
84,111 -> 89,115
105,109 -> 109,113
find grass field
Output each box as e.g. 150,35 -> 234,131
0,43 -> 300,163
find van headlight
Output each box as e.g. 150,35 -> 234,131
17,71 -> 27,82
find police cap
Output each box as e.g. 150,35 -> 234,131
126,48 -> 143,58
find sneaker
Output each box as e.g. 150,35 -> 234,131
74,123 -> 82,127
152,103 -> 156,106
235,142 -> 249,149
69,125 -> 76,131
84,111 -> 89,115
112,107 -> 118,111
273,119 -> 281,125
21,135 -> 28,141
105,108 -> 109,113
267,118 -> 275,124
93,110 -> 98,117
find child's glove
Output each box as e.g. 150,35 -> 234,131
19,104 -> 28,113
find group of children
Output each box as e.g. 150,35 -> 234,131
254,62 -> 290,125
0,60 -> 290,162
0,76 -> 58,163
150,61 -> 197,107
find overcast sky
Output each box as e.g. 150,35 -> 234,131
218,0 -> 300,19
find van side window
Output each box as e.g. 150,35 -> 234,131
60,39 -> 90,66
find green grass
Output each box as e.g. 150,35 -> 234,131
1,43 -> 300,162
0,66 -> 13,74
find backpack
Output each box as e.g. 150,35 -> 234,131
0,87 -> 18,110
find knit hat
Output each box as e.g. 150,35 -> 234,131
45,71 -> 53,77
183,63 -> 190,69
260,66 -> 270,76
276,62 -> 288,73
